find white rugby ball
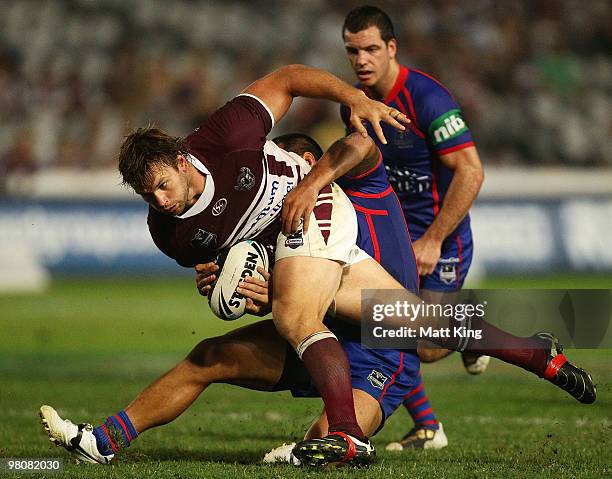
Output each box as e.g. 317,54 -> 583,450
208,240 -> 270,321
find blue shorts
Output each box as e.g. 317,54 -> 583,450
282,327 -> 420,434
420,232 -> 473,291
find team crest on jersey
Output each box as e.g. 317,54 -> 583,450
367,370 -> 388,390
285,219 -> 304,249
191,229 -> 217,249
234,167 -> 256,191
393,131 -> 414,149
439,257 -> 459,285
212,198 -> 227,216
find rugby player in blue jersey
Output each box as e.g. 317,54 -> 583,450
339,5 -> 487,449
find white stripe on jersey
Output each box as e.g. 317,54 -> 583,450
220,140 -> 311,249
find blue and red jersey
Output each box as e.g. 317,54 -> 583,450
341,65 -> 474,245
336,150 -> 419,293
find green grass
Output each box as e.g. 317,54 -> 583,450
0,276 -> 610,478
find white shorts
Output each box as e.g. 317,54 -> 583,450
275,182 -> 367,266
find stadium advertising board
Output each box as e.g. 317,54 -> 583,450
1,198 -> 611,275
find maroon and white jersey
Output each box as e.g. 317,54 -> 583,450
148,94 -> 312,267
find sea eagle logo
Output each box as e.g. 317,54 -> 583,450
234,167 -> 256,191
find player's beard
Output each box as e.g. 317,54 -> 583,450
178,173 -> 192,215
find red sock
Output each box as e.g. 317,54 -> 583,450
465,319 -> 549,377
300,337 -> 364,438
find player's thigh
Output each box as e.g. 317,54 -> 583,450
416,289 -> 458,361
334,258 -> 418,323
272,256 -> 343,344
187,320 -> 287,390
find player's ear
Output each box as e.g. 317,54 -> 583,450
387,39 -> 397,60
302,152 -> 317,166
177,153 -> 188,172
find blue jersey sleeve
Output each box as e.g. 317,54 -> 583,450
337,150 -> 389,194
411,73 -> 474,154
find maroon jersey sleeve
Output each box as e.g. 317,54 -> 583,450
186,95 -> 273,158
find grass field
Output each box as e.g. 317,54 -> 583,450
1,276 -> 610,478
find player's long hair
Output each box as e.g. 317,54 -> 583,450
118,127 -> 188,192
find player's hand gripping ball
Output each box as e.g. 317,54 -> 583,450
208,240 -> 270,320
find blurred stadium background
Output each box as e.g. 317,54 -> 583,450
0,0 -> 611,289
0,2 -> 610,476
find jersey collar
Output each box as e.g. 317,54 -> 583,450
383,65 -> 409,104
176,152 -> 215,219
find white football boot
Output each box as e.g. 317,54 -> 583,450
461,352 -> 491,375
262,442 -> 301,465
39,405 -> 113,464
386,422 -> 448,451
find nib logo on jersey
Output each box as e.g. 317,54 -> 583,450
429,109 -> 469,145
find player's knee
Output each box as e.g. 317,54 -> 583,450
186,337 -> 231,370
272,301 -> 301,343
270,313 -> 293,344
272,298 -> 327,347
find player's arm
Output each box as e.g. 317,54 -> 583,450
281,134 -> 378,234
414,146 -> 484,275
300,133 -> 378,190
243,64 -> 409,144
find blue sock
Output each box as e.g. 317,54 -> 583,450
403,373 -> 439,430
92,411 -> 138,456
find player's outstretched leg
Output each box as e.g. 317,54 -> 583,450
536,332 -> 596,404
292,432 -> 375,468
39,406 -> 114,464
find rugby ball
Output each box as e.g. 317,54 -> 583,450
208,240 -> 270,321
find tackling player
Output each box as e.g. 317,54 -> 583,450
339,5 -> 487,447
